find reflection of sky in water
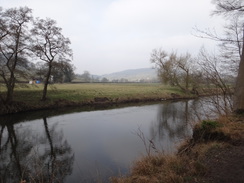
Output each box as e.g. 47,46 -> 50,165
0,99 -> 213,183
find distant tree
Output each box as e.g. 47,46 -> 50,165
51,61 -> 75,83
61,62 -> 75,82
31,18 -> 72,101
0,7 -> 32,103
91,76 -> 100,83
33,61 -> 47,81
101,77 -> 109,83
50,62 -> 63,83
80,71 -> 91,82
139,79 -> 146,83
150,48 -> 197,93
111,79 -> 119,83
119,78 -> 129,83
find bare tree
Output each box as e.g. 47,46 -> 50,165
150,48 -> 197,93
0,7 -> 32,103
234,29 -> 244,113
31,18 -> 72,101
198,47 -> 233,115
212,0 -> 244,113
0,8 -> 8,41
194,15 -> 242,76
220,16 -> 243,75
212,0 -> 244,16
194,0 -> 244,112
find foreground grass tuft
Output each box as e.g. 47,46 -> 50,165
111,154 -> 207,183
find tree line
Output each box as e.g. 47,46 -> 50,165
0,6 -> 73,103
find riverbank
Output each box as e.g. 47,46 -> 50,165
0,83 -> 200,115
111,114 -> 244,183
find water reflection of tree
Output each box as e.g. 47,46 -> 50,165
150,101 -> 193,153
0,124 -> 33,183
0,117 -> 74,183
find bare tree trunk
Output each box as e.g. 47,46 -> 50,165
5,54 -> 18,103
41,63 -> 52,101
233,28 -> 244,113
6,83 -> 14,103
5,75 -> 16,103
4,27 -> 21,103
186,70 -> 189,91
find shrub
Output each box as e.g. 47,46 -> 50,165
201,120 -> 220,131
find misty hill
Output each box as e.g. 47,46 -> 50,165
101,68 -> 158,82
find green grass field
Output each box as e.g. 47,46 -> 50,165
1,83 -> 184,105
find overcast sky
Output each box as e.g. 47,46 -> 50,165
2,0 -> 224,75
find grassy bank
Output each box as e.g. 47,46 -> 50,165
0,83 -> 195,115
111,115 -> 244,183
13,83 -> 180,103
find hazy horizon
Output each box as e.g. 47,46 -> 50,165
2,0 -> 224,75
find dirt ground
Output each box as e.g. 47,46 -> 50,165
199,140 -> 244,183
197,115 -> 244,183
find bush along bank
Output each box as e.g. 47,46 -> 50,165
111,115 -> 244,183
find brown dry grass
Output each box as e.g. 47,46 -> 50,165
111,115 -> 244,183
111,154 -> 206,183
218,115 -> 244,140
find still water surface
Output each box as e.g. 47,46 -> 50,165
0,99 -> 211,183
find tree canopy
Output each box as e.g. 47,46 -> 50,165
0,6 -> 73,103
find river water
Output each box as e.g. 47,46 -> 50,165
0,98 -> 214,183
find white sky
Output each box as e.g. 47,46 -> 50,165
1,0 -> 224,75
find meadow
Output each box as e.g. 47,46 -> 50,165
7,83 -> 185,105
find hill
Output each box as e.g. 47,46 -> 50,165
101,68 -> 158,82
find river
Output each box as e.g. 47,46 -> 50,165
0,98 -> 214,183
